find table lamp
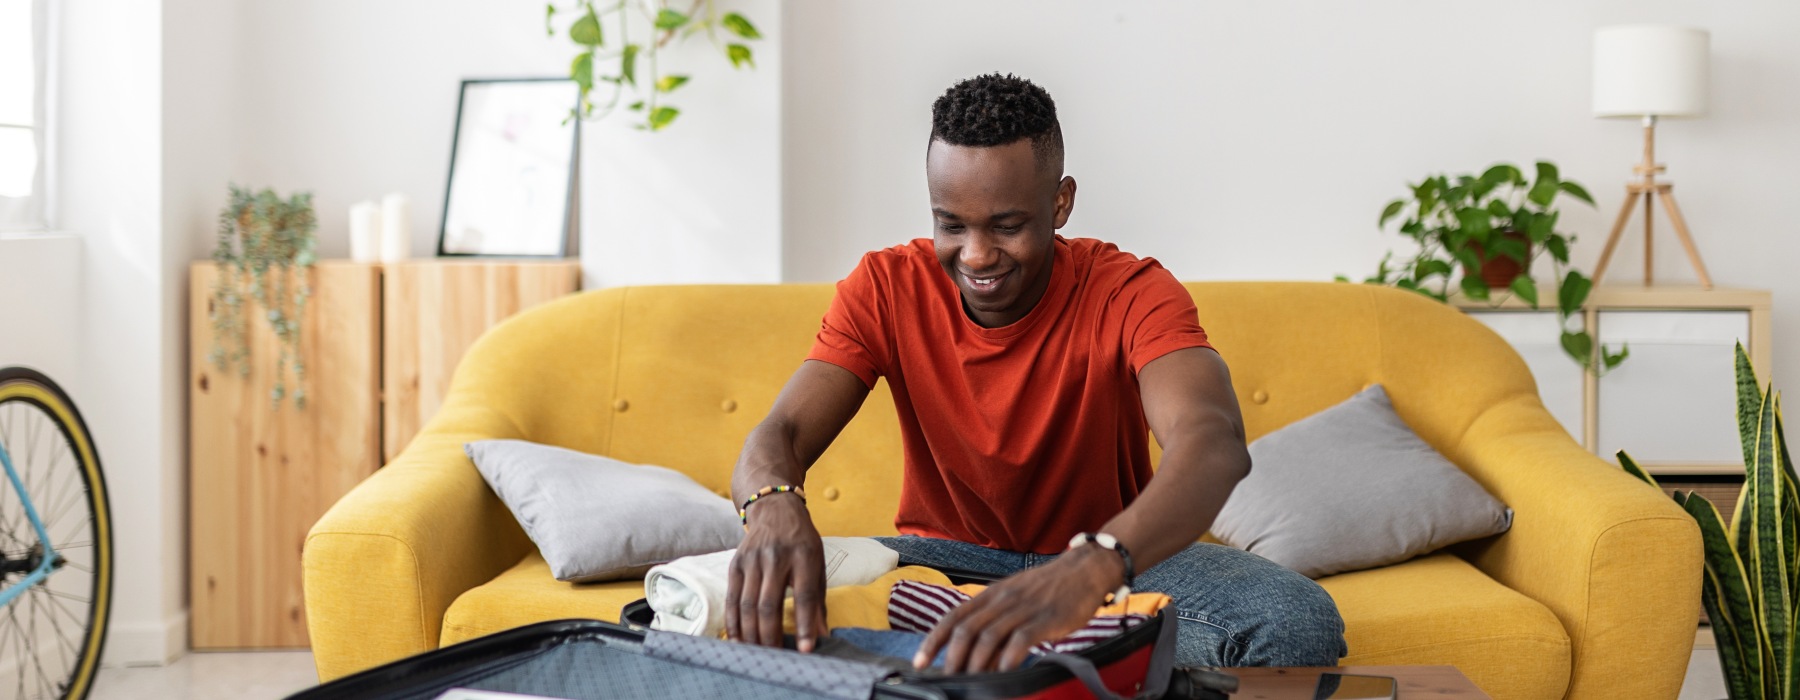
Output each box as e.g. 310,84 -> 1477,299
1590,24 -> 1713,289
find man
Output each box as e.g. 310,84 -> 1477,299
726,73 -> 1345,673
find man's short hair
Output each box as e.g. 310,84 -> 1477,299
930,73 -> 1064,176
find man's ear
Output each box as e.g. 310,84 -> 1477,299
1052,176 -> 1077,229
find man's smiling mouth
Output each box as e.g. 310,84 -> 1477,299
964,271 -> 1008,292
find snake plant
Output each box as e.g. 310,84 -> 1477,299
1625,342 -> 1791,700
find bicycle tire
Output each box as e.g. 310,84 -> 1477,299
0,367 -> 114,700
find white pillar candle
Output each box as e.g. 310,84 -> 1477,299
380,193 -> 411,263
349,200 -> 381,263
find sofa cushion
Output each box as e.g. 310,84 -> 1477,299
1211,384 -> 1513,578
441,552 -> 954,647
1318,553 -> 1571,699
466,439 -> 744,582
447,552 -> 1570,700
442,552 -> 647,647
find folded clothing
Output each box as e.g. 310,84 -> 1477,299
887,579 -> 1167,656
645,536 -> 902,636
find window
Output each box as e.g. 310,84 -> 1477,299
0,0 -> 48,231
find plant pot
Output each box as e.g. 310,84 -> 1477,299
1464,229 -> 1532,290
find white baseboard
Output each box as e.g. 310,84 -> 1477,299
103,611 -> 188,667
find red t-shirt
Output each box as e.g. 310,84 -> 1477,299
806,236 -> 1214,553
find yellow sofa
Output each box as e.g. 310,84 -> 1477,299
303,281 -> 1701,699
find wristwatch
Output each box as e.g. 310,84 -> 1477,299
1067,532 -> 1134,604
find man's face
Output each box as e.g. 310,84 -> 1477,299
926,138 -> 1076,329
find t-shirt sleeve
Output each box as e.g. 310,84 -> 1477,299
805,254 -> 893,388
1118,262 -> 1214,374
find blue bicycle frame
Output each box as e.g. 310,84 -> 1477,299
0,442 -> 58,607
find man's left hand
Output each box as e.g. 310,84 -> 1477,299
915,545 -> 1123,673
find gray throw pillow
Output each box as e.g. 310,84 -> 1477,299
466,439 -> 744,583
1210,384 -> 1512,579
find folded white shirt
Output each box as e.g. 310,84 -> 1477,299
645,537 -> 900,637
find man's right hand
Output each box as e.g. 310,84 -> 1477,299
725,495 -> 828,652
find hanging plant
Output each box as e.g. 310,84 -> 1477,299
545,0 -> 763,131
209,184 -> 317,408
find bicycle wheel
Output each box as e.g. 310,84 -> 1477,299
0,368 -> 113,700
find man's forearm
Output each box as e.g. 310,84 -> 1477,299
1098,434 -> 1249,578
731,418 -> 810,504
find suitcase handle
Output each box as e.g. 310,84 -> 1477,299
1033,608 -> 1179,700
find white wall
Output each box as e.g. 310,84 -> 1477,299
160,0 -> 242,664
59,0 -> 186,666
579,0 -> 782,288
0,236 -> 81,384
222,0 -> 782,288
781,0 -> 1800,386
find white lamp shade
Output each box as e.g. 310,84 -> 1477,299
1592,25 -> 1709,118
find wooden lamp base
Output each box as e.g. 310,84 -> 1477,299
1590,116 -> 1713,290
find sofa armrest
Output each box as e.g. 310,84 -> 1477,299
303,399 -> 533,681
1450,396 -> 1702,700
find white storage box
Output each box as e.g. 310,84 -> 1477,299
1595,310 -> 1751,465
1467,310 -> 1585,443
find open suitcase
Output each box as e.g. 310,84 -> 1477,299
288,569 -> 1236,700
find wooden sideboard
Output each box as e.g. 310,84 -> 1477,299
188,259 -> 579,649
1457,284 -> 1771,572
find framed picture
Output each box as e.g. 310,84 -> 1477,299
437,78 -> 580,257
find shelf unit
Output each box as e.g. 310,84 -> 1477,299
188,258 -> 580,649
1454,284 -> 1771,477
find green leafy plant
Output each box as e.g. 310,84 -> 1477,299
209,185 -> 317,408
1341,161 -> 1628,374
546,0 -> 762,131
1625,344 -> 1791,700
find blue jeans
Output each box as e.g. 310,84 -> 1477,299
873,535 -> 1347,667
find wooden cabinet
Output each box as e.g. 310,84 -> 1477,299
382,262 -> 584,462
1458,285 -> 1771,476
188,262 -> 381,649
188,259 -> 580,649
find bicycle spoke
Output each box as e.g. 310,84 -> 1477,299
1,401 -> 13,455
32,587 -> 80,673
0,606 -> 13,696
1,570 -> 30,700
40,589 -> 87,605
41,488 -> 86,542
22,407 -> 40,499
43,590 -> 91,623
35,438 -> 74,537
57,560 -> 88,575
10,620 -> 23,700
1,407 -> 34,548
21,588 -> 51,700
28,588 -> 68,696
0,483 -> 24,557
42,599 -> 88,661
25,409 -> 73,552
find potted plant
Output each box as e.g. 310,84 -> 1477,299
1342,161 -> 1628,374
1623,344 -> 1786,700
209,184 -> 317,408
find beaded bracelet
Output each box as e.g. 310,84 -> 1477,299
738,485 -> 806,525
